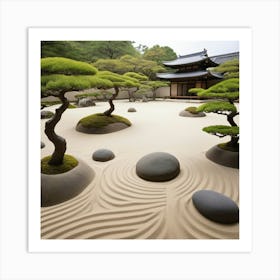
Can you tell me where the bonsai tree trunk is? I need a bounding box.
[128,90,135,102]
[227,136,239,148]
[226,111,239,149]
[152,89,156,101]
[45,92,69,165]
[103,87,119,116]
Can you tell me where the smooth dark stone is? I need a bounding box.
[41,141,45,149]
[206,144,239,169]
[136,152,180,182]
[41,160,94,207]
[92,149,115,162]
[192,190,239,224]
[128,108,137,112]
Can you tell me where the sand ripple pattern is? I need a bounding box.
[41,154,239,239]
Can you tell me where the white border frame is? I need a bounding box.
[28,27,252,253]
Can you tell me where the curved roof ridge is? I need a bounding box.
[178,49,207,58]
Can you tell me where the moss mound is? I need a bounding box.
[185,106,199,114]
[78,113,131,128]
[76,113,132,134]
[41,154,78,175]
[218,142,239,152]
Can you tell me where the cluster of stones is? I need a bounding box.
[135,151,238,224]
[77,97,96,107]
[41,111,54,119]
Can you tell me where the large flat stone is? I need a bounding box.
[206,144,239,169]
[192,190,239,224]
[41,159,94,207]
[76,122,130,134]
[136,152,180,182]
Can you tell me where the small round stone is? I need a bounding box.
[192,190,239,224]
[127,107,137,112]
[41,141,45,149]
[92,149,115,162]
[136,152,180,182]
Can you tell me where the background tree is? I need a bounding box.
[123,72,148,101]
[142,80,170,100]
[41,57,112,165]
[41,41,138,63]
[119,55,167,80]
[143,45,177,64]
[196,59,239,151]
[93,58,131,74]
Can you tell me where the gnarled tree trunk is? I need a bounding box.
[103,87,119,116]
[227,110,239,148]
[45,92,69,165]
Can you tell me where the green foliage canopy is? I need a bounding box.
[41,41,139,62]
[202,125,239,137]
[197,101,237,114]
[41,57,113,96]
[96,71,140,89]
[210,58,239,79]
[41,57,97,75]
[197,78,239,101]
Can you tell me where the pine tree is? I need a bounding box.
[41,57,112,165]
[196,59,239,151]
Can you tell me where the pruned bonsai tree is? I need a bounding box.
[194,59,240,168]
[134,80,169,101]
[123,72,148,102]
[41,57,111,168]
[97,71,140,116]
[41,57,114,206]
[76,71,140,134]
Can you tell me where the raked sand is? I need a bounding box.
[41,100,239,239]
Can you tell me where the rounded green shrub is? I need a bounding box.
[185,106,199,114]
[41,154,78,174]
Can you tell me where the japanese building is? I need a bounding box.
[156,49,239,98]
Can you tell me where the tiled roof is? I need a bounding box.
[162,50,239,67]
[156,70,223,80]
[163,50,208,67]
